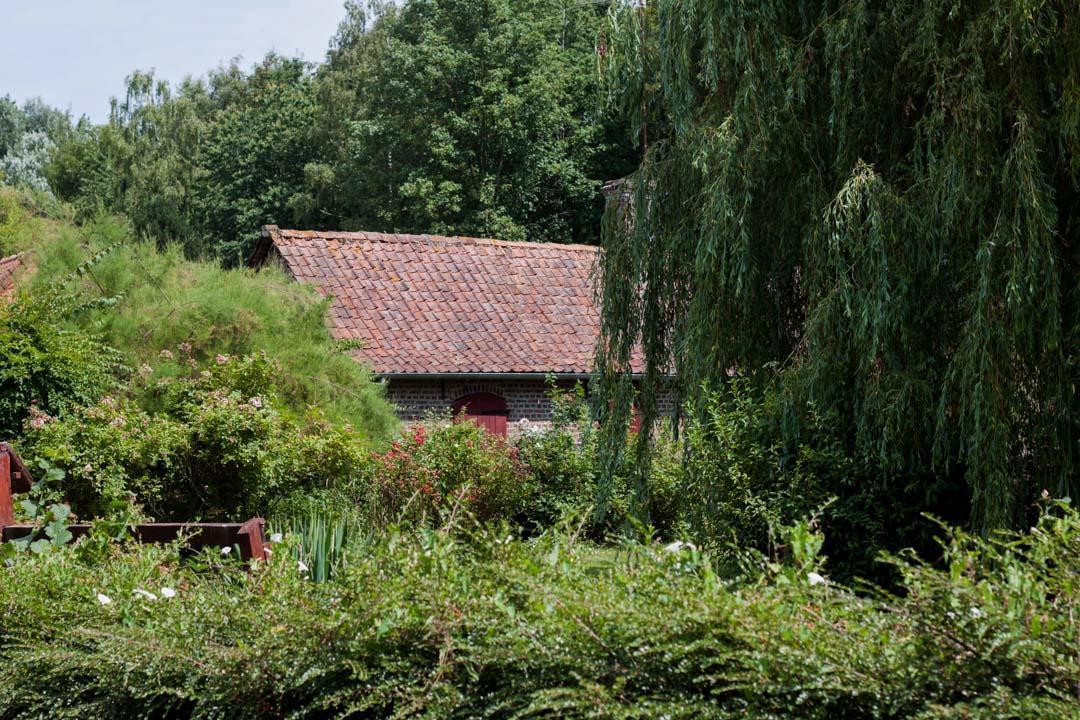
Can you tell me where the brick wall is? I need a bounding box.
[384,376,677,436]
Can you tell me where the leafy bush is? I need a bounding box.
[678,379,965,583]
[0,288,114,440]
[0,130,54,194]
[0,502,1076,719]
[23,353,372,521]
[363,420,534,528]
[515,381,683,539]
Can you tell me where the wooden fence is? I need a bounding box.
[0,442,268,562]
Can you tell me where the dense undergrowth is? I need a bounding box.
[0,502,1076,719]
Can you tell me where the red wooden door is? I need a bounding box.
[452,393,509,437]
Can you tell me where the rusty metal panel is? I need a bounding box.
[0,450,11,528]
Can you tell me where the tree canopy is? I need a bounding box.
[38,0,634,262]
[597,0,1080,532]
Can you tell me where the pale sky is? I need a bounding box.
[1,0,350,122]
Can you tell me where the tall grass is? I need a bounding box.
[4,192,396,440]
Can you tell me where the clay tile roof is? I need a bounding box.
[0,253,27,300]
[254,226,639,376]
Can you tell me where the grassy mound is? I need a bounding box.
[0,188,396,440]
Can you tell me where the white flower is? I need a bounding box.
[298,560,309,574]
[132,589,158,601]
[160,587,176,599]
[220,545,232,556]
[159,349,174,360]
[970,607,983,618]
[96,593,112,605]
[249,396,263,408]
[269,532,283,543]
[807,572,827,586]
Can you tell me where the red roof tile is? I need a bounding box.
[0,253,27,300]
[253,227,622,376]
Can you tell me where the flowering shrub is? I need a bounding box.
[365,420,533,527]
[25,353,369,521]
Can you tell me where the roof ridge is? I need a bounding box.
[267,226,599,254]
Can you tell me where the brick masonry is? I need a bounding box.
[384,376,677,437]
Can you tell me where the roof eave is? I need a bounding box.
[375,371,666,381]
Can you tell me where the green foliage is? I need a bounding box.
[22,210,396,435]
[45,1,635,258]
[272,508,363,583]
[1,461,75,560]
[193,57,328,265]
[23,353,373,521]
[46,60,327,262]
[0,288,114,440]
[320,0,634,245]
[0,503,1076,718]
[678,379,969,583]
[515,380,682,539]
[596,0,1080,533]
[0,95,74,194]
[363,420,534,527]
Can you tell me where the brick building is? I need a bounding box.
[250,226,673,435]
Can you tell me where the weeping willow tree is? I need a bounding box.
[595,0,1080,532]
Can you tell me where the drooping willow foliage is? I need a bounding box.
[595,0,1080,532]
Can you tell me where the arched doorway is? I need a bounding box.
[452,392,508,437]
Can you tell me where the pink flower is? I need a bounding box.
[159,349,174,360]
[214,354,229,364]
[27,407,53,429]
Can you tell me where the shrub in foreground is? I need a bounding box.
[0,503,1075,719]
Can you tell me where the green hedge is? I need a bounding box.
[0,504,1076,719]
